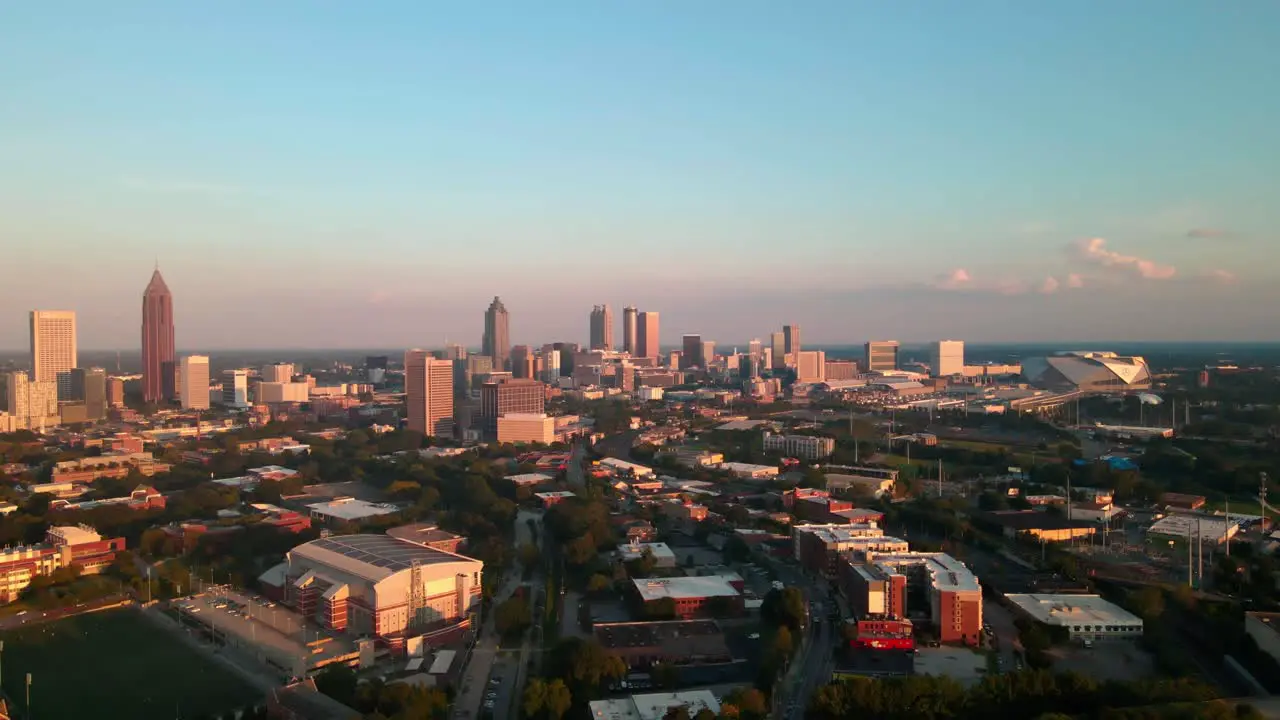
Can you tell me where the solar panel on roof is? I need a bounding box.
[309,535,459,571]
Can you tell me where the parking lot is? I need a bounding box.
[1049,639,1154,682]
[914,646,986,686]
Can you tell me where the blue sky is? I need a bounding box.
[2,1,1276,349]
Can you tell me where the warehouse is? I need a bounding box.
[265,534,482,648]
[1005,594,1143,638]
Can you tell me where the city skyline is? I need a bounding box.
[3,3,1278,348]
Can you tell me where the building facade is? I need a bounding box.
[405,351,455,438]
[0,371,58,431]
[590,304,614,351]
[140,270,175,403]
[178,355,211,410]
[30,310,77,393]
[637,311,660,359]
[931,340,965,377]
[0,525,125,603]
[482,296,510,371]
[795,350,826,383]
[681,335,703,369]
[783,324,801,357]
[865,341,900,373]
[221,369,250,407]
[480,378,545,436]
[623,306,638,354]
[763,432,835,459]
[770,332,785,370]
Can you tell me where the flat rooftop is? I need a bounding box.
[617,542,676,561]
[594,619,725,649]
[632,575,740,602]
[292,535,475,582]
[588,691,721,720]
[504,472,554,485]
[305,497,400,521]
[795,524,884,544]
[385,523,463,547]
[1005,593,1143,628]
[868,552,981,593]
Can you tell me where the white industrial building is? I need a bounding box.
[1005,594,1144,638]
[589,691,721,720]
[266,534,482,647]
[1147,514,1240,544]
[931,340,965,377]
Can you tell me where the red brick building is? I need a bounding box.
[842,552,983,646]
[847,617,915,651]
[0,525,125,603]
[632,576,744,619]
[793,524,906,579]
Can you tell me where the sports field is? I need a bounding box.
[0,608,261,719]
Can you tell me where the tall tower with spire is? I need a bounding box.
[482,296,510,371]
[141,268,175,404]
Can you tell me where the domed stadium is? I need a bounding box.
[1021,351,1152,392]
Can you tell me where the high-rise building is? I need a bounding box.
[540,347,561,383]
[931,340,965,378]
[623,306,638,355]
[30,310,77,398]
[482,296,510,371]
[770,332,786,370]
[590,305,614,351]
[637,311,660,359]
[748,338,763,366]
[443,344,467,361]
[784,325,801,356]
[67,368,107,421]
[221,369,250,408]
[702,341,716,366]
[160,360,178,401]
[405,350,454,437]
[0,371,58,431]
[179,356,211,410]
[107,377,125,408]
[464,355,494,395]
[480,377,546,436]
[511,345,535,379]
[796,350,826,384]
[141,270,175,404]
[681,335,703,369]
[262,363,294,383]
[738,354,760,379]
[865,341,901,373]
[825,359,859,380]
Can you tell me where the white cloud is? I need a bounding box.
[1039,277,1061,295]
[1066,273,1085,289]
[1208,269,1237,284]
[1075,238,1177,280]
[933,268,972,290]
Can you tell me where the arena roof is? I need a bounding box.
[291,535,475,583]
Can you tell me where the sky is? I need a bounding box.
[2,1,1277,349]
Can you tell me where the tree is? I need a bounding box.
[523,678,548,718]
[1130,586,1165,621]
[721,687,768,720]
[544,679,572,720]
[313,663,358,708]
[548,638,627,696]
[761,587,806,632]
[495,595,533,638]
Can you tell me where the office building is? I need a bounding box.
[792,524,900,579]
[702,341,715,366]
[770,332,785,370]
[262,363,294,383]
[405,350,454,437]
[497,413,556,444]
[140,269,175,403]
[623,305,638,354]
[825,359,859,381]
[258,381,309,404]
[636,311,660,359]
[480,377,545,436]
[748,338,763,364]
[221,369,250,408]
[738,354,760,379]
[160,360,178,402]
[796,350,826,383]
[365,355,389,384]
[842,552,982,646]
[0,371,58,431]
[511,345,535,379]
[931,341,965,378]
[539,347,561,383]
[107,377,125,408]
[267,534,482,643]
[482,296,510,371]
[66,368,107,421]
[865,341,900,373]
[30,310,77,398]
[763,432,835,460]
[177,356,210,410]
[784,324,801,356]
[681,335,703,369]
[590,304,614,351]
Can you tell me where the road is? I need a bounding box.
[454,531,531,719]
[763,555,834,719]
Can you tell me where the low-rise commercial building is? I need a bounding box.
[793,524,902,579]
[305,498,401,524]
[496,412,556,444]
[714,462,778,479]
[617,541,677,568]
[762,432,834,460]
[588,691,720,720]
[535,491,577,508]
[1005,594,1143,638]
[974,510,1097,543]
[594,620,731,669]
[49,451,171,484]
[631,576,744,619]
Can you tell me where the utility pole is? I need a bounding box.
[1226,497,1231,558]
[1197,516,1203,587]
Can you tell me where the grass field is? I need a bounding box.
[0,608,261,719]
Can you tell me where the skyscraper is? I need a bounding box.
[784,325,801,357]
[179,355,211,410]
[623,306,638,354]
[589,305,614,351]
[405,350,454,437]
[262,363,294,383]
[68,367,107,421]
[770,331,786,370]
[221,369,250,407]
[482,297,510,371]
[30,310,77,398]
[141,269,175,404]
[637,311,660,359]
[681,335,703,369]
[511,345,535,379]
[748,338,763,366]
[931,340,965,377]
